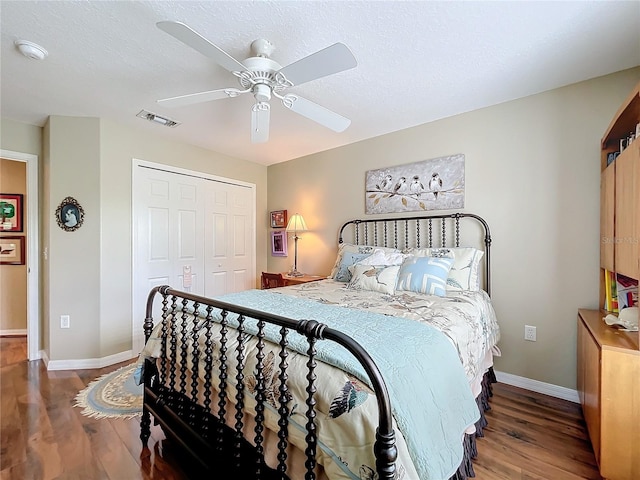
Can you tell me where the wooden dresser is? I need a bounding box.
[577,310,639,479]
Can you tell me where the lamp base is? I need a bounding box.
[288,270,304,277]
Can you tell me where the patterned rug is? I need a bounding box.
[74,363,142,419]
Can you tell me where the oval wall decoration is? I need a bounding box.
[55,196,84,232]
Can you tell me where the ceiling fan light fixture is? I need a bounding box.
[15,40,48,60]
[253,84,272,102]
[136,109,180,128]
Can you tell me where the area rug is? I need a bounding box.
[74,363,142,419]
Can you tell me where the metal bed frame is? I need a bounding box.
[140,212,494,479]
[338,212,492,296]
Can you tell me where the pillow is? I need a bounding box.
[329,243,401,279]
[347,264,400,295]
[334,252,371,282]
[356,248,407,266]
[396,256,454,296]
[406,247,484,291]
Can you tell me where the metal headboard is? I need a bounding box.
[338,213,492,296]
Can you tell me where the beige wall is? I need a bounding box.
[46,117,101,360]
[2,116,268,362]
[267,67,640,390]
[40,116,268,361]
[98,119,268,358]
[0,159,27,331]
[0,119,42,156]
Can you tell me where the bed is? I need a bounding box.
[138,212,500,480]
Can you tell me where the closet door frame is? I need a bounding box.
[132,159,256,353]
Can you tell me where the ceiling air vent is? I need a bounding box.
[136,110,180,128]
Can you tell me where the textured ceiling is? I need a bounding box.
[1,1,639,166]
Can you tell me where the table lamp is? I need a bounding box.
[286,213,308,277]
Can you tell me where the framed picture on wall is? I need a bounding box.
[0,193,24,232]
[55,196,85,232]
[271,230,288,257]
[0,236,25,265]
[270,210,287,228]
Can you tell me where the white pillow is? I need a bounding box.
[406,247,484,291]
[356,248,408,266]
[329,243,401,279]
[346,264,400,295]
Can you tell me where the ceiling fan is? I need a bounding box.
[156,21,358,143]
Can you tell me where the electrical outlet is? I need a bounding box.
[524,325,536,342]
[60,315,70,329]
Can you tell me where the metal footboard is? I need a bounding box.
[140,285,397,479]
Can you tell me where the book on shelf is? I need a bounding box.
[611,271,619,313]
[603,270,611,312]
[603,269,620,312]
[616,273,638,310]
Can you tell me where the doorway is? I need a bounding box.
[0,149,39,360]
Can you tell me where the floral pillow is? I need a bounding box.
[329,243,401,279]
[396,256,454,296]
[334,252,371,282]
[346,264,401,295]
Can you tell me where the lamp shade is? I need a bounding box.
[286,213,308,233]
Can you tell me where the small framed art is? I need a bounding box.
[270,210,287,228]
[0,193,24,232]
[271,230,288,257]
[0,236,25,265]
[55,196,84,232]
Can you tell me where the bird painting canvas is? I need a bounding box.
[365,154,465,214]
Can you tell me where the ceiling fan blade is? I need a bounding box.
[277,43,357,86]
[251,102,270,143]
[157,88,247,107]
[157,21,246,73]
[282,95,351,132]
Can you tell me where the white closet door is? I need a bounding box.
[203,181,254,296]
[132,162,255,353]
[133,166,204,352]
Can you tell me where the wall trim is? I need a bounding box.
[495,370,580,404]
[0,329,27,336]
[44,350,135,371]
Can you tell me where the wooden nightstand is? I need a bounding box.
[282,274,324,286]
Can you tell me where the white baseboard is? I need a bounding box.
[45,350,135,371]
[0,329,27,336]
[495,370,580,404]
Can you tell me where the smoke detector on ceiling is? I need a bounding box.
[15,40,48,60]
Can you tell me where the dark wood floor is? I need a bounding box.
[1,336,601,479]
